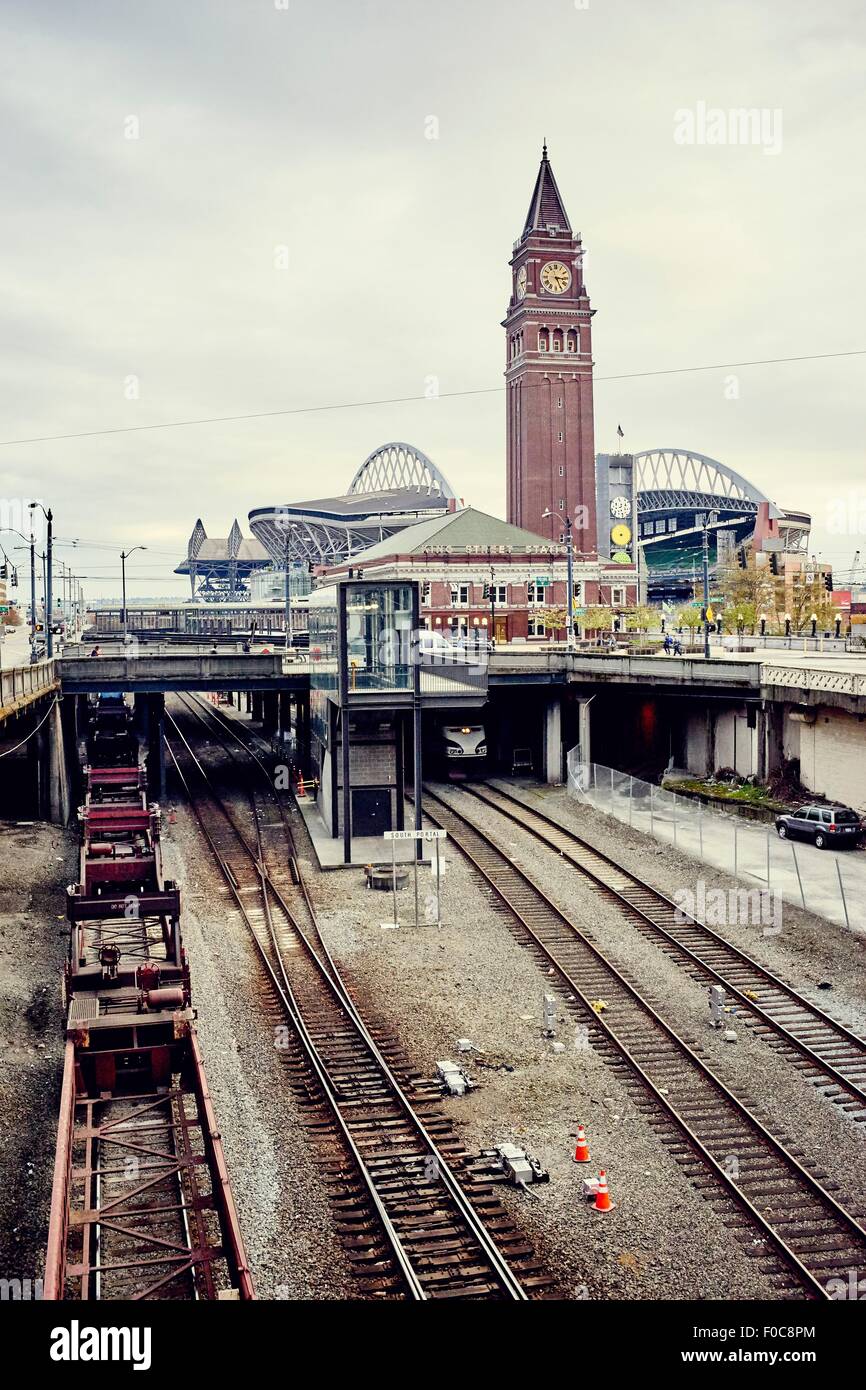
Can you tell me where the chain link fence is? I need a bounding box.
[566,750,863,933]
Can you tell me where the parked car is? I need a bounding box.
[775,804,864,849]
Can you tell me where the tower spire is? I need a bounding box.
[521,142,571,240]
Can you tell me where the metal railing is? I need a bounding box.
[567,752,863,934]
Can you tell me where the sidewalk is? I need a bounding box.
[569,759,865,933]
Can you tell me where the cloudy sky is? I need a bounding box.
[1,0,864,598]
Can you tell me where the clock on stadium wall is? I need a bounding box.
[610,495,632,519]
[611,523,632,547]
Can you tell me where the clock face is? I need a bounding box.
[611,523,632,547]
[540,260,571,294]
[515,266,527,299]
[610,495,632,519]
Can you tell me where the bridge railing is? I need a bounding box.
[567,752,862,935]
[0,659,57,714]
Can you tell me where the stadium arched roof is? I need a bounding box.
[634,447,772,516]
[249,442,457,567]
[348,442,457,499]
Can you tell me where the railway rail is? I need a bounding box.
[462,780,866,1123]
[422,781,866,1300]
[164,695,550,1301]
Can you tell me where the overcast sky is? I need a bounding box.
[1,0,864,598]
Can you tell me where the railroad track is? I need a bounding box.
[460,780,866,1124]
[422,781,866,1300]
[163,697,551,1301]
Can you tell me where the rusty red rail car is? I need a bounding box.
[44,694,253,1301]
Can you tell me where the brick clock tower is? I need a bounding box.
[504,145,598,554]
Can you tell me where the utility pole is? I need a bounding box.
[120,546,147,642]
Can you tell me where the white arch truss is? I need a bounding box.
[633,448,770,506]
[349,442,457,499]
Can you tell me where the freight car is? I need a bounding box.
[44,710,253,1301]
[85,692,139,767]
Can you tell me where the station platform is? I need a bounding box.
[294,792,435,870]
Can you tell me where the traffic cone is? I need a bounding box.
[594,1170,614,1212]
[297,773,305,797]
[573,1125,590,1163]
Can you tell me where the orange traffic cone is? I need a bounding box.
[594,1170,614,1212]
[573,1125,590,1163]
[297,773,306,797]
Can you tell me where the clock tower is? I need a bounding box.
[504,145,598,553]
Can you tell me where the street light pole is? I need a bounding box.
[29,531,37,659]
[542,507,575,650]
[46,508,53,657]
[284,533,293,652]
[701,513,713,661]
[29,503,53,656]
[565,515,575,649]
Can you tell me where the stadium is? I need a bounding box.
[633,448,811,602]
[248,442,459,568]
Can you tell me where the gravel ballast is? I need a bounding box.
[444,783,866,1213]
[298,817,784,1300]
[0,819,73,1296]
[161,800,357,1300]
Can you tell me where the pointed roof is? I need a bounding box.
[522,142,572,240]
[337,507,565,566]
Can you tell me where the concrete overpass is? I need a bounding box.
[57,650,304,694]
[5,642,866,824]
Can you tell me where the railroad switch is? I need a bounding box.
[436,1060,474,1096]
[490,1142,549,1187]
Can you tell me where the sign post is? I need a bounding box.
[382,828,447,928]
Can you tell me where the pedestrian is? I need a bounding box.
[89,645,100,657]
[663,633,672,654]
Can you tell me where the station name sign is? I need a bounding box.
[385,829,447,841]
[425,544,564,556]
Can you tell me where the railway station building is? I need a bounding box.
[320,507,639,643]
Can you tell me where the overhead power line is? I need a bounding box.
[0,349,862,449]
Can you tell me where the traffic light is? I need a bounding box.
[737,547,747,569]
[769,553,779,576]
[824,572,833,593]
[482,583,491,600]
[0,563,7,580]
[421,581,431,603]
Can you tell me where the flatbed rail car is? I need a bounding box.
[45,722,253,1301]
